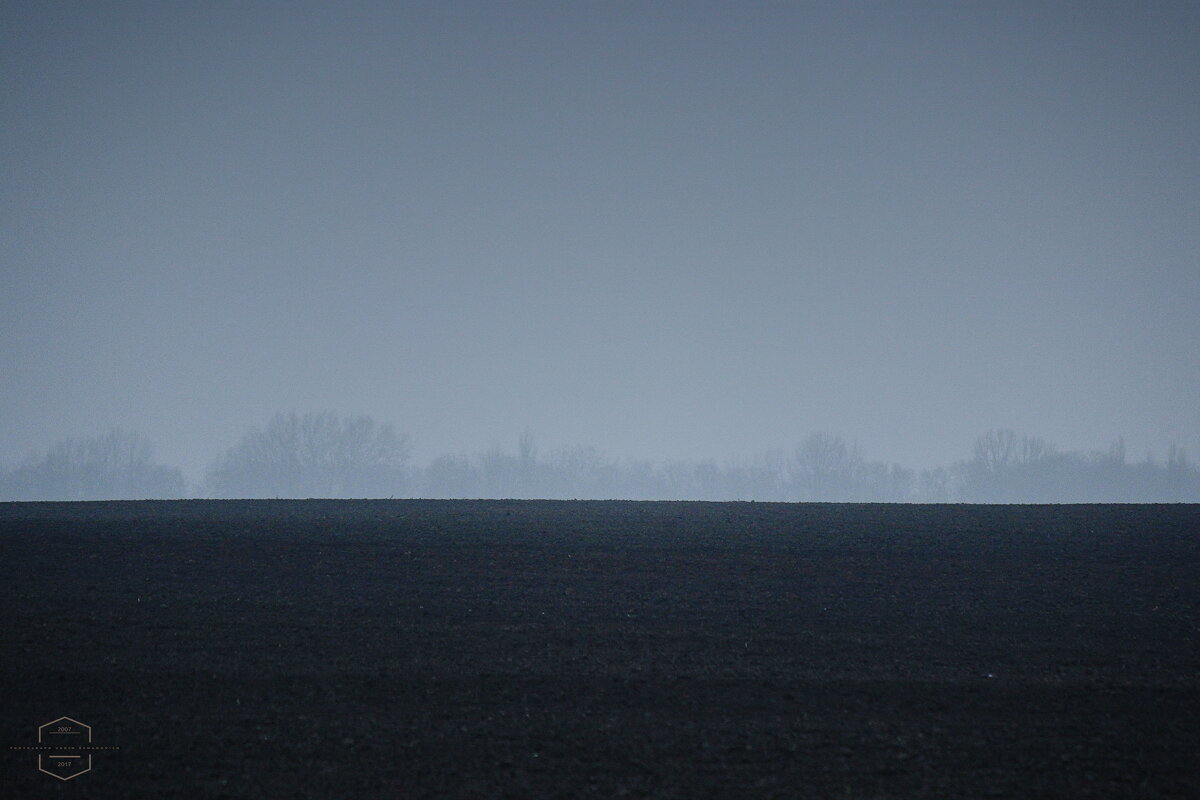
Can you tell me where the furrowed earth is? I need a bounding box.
[1,500,1197,798]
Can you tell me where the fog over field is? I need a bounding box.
[3,2,1198,500]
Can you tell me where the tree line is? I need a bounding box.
[2,412,1198,502]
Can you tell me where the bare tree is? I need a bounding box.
[972,429,1020,473]
[2,428,185,500]
[790,433,862,500]
[207,411,410,497]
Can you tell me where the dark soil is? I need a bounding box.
[1,500,1198,798]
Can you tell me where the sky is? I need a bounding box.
[2,1,1198,484]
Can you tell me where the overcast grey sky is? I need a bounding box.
[3,1,1198,482]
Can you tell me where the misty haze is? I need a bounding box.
[2,417,1198,502]
[3,3,1199,799]
[2,1,1197,501]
